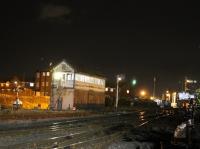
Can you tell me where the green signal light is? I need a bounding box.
[132,79,137,86]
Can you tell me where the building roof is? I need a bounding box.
[36,59,106,80]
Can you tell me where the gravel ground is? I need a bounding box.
[107,112,187,149]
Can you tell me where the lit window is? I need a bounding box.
[1,83,4,87]
[41,82,44,86]
[6,83,9,87]
[67,74,72,80]
[85,76,89,82]
[30,83,34,87]
[81,75,85,82]
[37,73,40,78]
[36,82,39,88]
[46,72,50,76]
[54,72,62,80]
[46,82,49,87]
[43,72,46,76]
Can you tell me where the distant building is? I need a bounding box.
[35,71,51,96]
[35,60,106,110]
[0,80,35,94]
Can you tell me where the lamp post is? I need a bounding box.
[153,77,156,99]
[14,81,19,99]
[115,75,122,109]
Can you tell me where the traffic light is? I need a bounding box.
[132,79,137,86]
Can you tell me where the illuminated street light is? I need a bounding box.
[140,90,146,97]
[14,81,18,85]
[118,77,122,81]
[186,79,197,83]
[105,88,109,92]
[127,90,130,94]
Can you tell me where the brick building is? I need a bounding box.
[35,60,106,110]
[35,71,51,96]
[0,80,35,96]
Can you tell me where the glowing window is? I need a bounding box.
[37,73,40,78]
[36,82,39,88]
[67,74,72,80]
[46,72,50,76]
[30,83,34,87]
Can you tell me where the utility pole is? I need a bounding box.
[153,77,156,99]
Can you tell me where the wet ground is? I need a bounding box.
[0,108,196,149]
[108,109,200,149]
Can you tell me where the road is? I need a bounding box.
[0,109,174,149]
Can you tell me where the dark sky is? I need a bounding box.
[1,1,200,96]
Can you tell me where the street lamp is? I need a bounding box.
[118,77,122,81]
[115,75,124,109]
[127,90,130,94]
[140,90,146,97]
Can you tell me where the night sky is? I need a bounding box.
[1,1,200,96]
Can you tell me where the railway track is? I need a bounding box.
[54,110,174,149]
[0,109,174,149]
